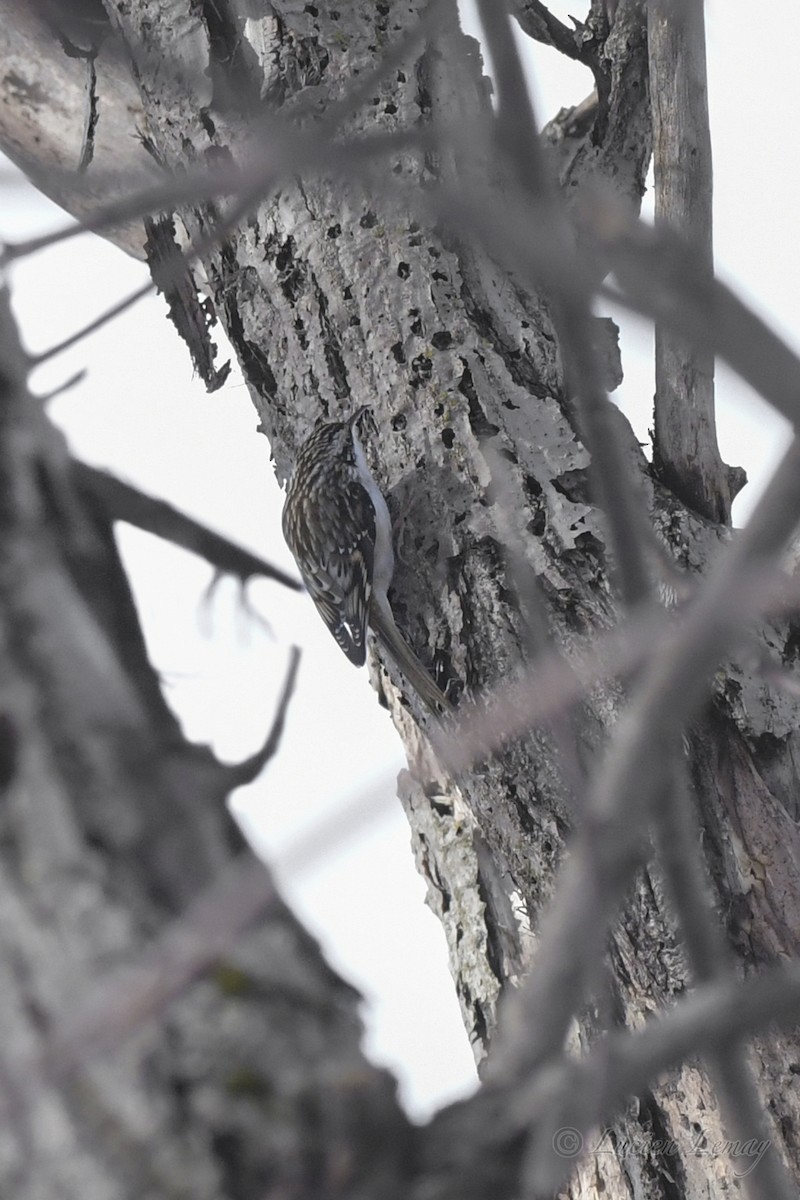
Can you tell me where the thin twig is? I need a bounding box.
[1,0,449,273]
[37,368,87,402]
[1,122,436,268]
[73,461,302,590]
[11,122,442,369]
[224,646,301,787]
[31,280,155,367]
[0,161,243,265]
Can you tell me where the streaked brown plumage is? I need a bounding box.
[282,408,452,717]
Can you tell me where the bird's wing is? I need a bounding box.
[305,479,375,666]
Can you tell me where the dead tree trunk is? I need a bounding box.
[1,1,800,1198]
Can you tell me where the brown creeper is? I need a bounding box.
[282,407,453,716]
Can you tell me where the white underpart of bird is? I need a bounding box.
[350,415,453,717]
[350,416,394,608]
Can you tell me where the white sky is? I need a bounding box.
[2,0,797,1118]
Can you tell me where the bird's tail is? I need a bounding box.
[370,601,454,719]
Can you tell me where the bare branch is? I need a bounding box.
[0,158,239,265]
[597,209,800,432]
[1,120,442,269]
[1,0,449,271]
[434,600,667,769]
[523,962,800,1194]
[434,557,800,774]
[31,279,154,367]
[652,768,793,1200]
[475,0,651,606]
[649,0,731,523]
[488,435,800,1088]
[223,645,301,788]
[510,0,585,60]
[73,461,302,590]
[36,367,87,401]
[437,173,800,441]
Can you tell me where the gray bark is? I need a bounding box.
[0,0,156,255]
[648,0,733,523]
[0,285,410,1199]
[1,1,800,1198]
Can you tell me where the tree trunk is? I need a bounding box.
[1,1,800,1198]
